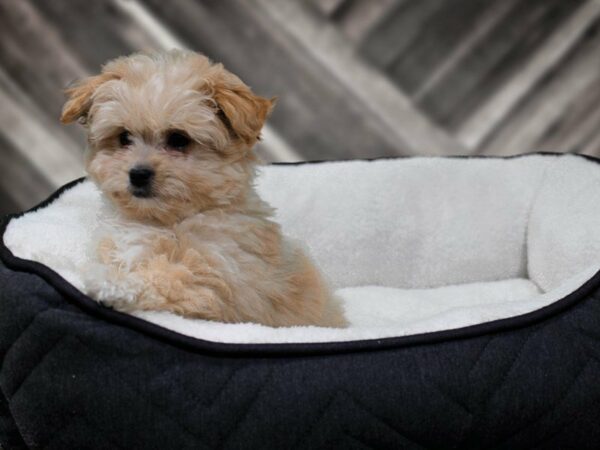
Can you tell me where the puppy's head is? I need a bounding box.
[61,50,274,225]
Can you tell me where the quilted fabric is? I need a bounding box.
[1,259,600,449]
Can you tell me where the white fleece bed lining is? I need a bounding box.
[5,155,600,344]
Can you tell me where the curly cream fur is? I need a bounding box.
[61,50,346,328]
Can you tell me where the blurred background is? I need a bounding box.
[1,0,600,215]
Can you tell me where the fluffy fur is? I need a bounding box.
[61,50,346,328]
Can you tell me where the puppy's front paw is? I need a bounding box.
[82,262,145,308]
[133,253,228,321]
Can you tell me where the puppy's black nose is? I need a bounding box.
[129,166,155,188]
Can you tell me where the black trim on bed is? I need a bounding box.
[1,152,599,357]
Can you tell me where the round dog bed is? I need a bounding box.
[1,153,600,449]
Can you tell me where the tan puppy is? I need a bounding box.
[61,50,346,328]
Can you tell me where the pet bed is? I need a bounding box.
[1,153,600,449]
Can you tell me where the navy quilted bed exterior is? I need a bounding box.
[1,260,600,450]
[2,159,600,449]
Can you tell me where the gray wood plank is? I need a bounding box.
[0,188,20,216]
[252,0,466,155]
[308,0,349,17]
[359,0,444,70]
[555,104,600,156]
[29,0,155,70]
[536,61,600,154]
[332,0,400,43]
[0,64,84,185]
[418,0,582,130]
[0,64,82,160]
[387,0,493,95]
[0,132,54,212]
[478,18,600,156]
[460,0,600,151]
[579,124,600,156]
[413,0,517,102]
[0,0,89,147]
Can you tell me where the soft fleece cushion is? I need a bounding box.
[4,154,600,343]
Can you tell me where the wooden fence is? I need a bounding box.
[1,0,600,214]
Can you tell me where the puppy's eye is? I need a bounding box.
[166,132,191,151]
[119,130,132,147]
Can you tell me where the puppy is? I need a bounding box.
[60,50,346,328]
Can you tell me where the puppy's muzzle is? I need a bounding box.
[129,166,155,198]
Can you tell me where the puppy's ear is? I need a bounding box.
[213,80,275,146]
[60,72,119,124]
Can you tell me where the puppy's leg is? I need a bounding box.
[132,249,233,321]
[84,237,146,308]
